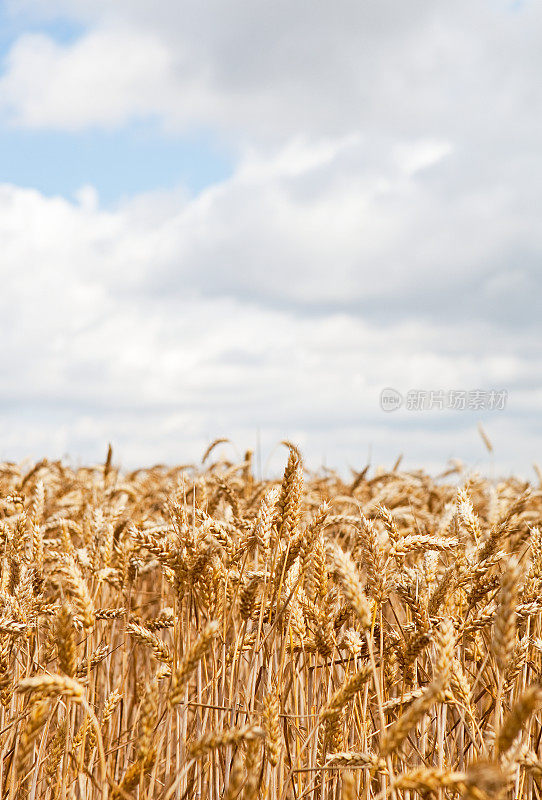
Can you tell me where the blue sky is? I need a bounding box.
[0,6,233,203]
[0,3,82,56]
[0,0,541,475]
[0,123,233,203]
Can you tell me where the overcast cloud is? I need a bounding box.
[0,0,540,475]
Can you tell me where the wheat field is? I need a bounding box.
[1,442,542,799]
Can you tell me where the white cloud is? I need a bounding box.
[74,184,99,211]
[2,0,542,145]
[0,27,176,129]
[1,135,541,472]
[1,0,541,472]
[5,130,537,323]
[392,140,453,177]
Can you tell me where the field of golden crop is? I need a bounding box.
[1,441,542,799]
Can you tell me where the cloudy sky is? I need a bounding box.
[1,0,541,476]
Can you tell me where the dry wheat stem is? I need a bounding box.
[0,445,540,799]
